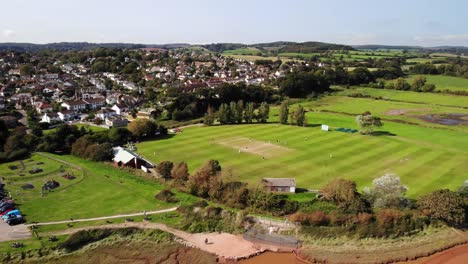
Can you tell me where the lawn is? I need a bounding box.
[2,153,197,223]
[404,74,468,92]
[137,119,468,197]
[43,123,108,135]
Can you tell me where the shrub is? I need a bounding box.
[309,211,329,226]
[155,189,179,203]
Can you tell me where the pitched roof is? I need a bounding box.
[112,146,139,164]
[262,178,296,187]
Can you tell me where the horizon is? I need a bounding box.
[1,0,468,46]
[0,40,468,48]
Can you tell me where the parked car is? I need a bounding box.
[0,203,14,213]
[0,199,13,208]
[4,214,24,226]
[2,209,20,220]
[0,208,14,216]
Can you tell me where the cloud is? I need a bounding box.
[3,29,16,38]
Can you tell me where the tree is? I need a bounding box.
[418,189,465,225]
[171,162,190,181]
[204,105,216,126]
[257,102,269,123]
[411,75,427,91]
[230,101,239,124]
[421,83,436,92]
[279,101,289,125]
[279,71,330,97]
[20,64,34,76]
[235,100,244,124]
[188,160,222,198]
[108,127,132,145]
[321,178,369,213]
[217,103,231,125]
[394,78,410,91]
[0,120,9,151]
[364,174,408,209]
[128,119,157,138]
[156,161,174,180]
[356,111,383,135]
[290,105,306,126]
[244,102,255,124]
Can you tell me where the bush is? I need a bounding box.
[155,189,179,203]
[58,228,140,252]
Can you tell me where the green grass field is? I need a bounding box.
[337,87,468,108]
[304,95,468,132]
[222,47,264,55]
[137,119,468,198]
[2,153,197,223]
[404,74,468,92]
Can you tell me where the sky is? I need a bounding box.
[1,0,468,46]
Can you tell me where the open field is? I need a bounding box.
[224,54,301,63]
[302,95,468,132]
[222,47,264,55]
[43,123,108,135]
[337,87,468,108]
[1,153,197,223]
[404,74,468,92]
[137,117,468,197]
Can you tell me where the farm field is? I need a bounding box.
[137,118,468,197]
[222,47,263,55]
[223,54,301,63]
[337,87,468,108]
[302,96,468,132]
[404,74,468,92]
[1,153,196,223]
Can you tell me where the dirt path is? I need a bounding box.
[25,207,178,227]
[406,243,468,264]
[35,152,83,170]
[47,222,283,260]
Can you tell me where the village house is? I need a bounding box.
[112,146,154,171]
[61,100,87,111]
[105,116,128,127]
[58,110,75,121]
[41,112,61,123]
[111,104,128,115]
[84,97,106,110]
[35,102,53,113]
[262,178,296,193]
[96,108,116,120]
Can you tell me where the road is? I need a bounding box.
[25,207,178,227]
[0,222,31,242]
[48,222,282,260]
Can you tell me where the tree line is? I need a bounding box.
[204,101,270,125]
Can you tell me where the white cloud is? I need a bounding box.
[3,29,16,38]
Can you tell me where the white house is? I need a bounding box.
[84,97,106,110]
[96,108,116,120]
[41,112,61,123]
[111,104,128,115]
[105,116,128,127]
[61,100,87,111]
[58,110,75,121]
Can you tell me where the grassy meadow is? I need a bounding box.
[137,113,468,198]
[2,153,197,223]
[404,74,468,92]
